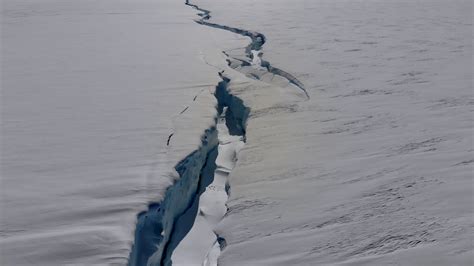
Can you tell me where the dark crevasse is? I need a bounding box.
[161,76,249,266]
[160,148,219,266]
[128,128,218,266]
[186,0,309,99]
[128,75,249,266]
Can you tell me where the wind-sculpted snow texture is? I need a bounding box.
[1,0,228,265]
[192,0,473,265]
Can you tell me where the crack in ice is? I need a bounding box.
[128,73,249,266]
[186,0,310,100]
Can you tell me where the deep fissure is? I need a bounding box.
[186,0,310,99]
[128,74,249,266]
[167,76,249,265]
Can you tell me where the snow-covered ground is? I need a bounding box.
[192,0,473,265]
[1,0,472,265]
[1,0,241,264]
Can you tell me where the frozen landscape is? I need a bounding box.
[1,0,472,265]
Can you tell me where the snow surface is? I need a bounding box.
[1,0,242,264]
[192,0,473,265]
[1,0,472,265]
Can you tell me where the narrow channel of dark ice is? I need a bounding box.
[186,0,310,99]
[128,72,249,266]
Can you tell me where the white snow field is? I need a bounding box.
[1,0,243,264]
[1,0,473,265]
